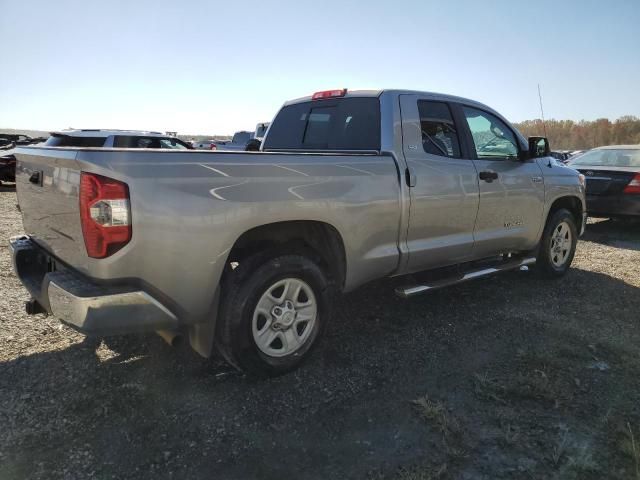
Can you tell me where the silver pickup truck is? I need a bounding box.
[10,89,586,376]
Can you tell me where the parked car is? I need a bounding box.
[216,130,254,151]
[192,139,219,150]
[43,129,192,149]
[10,88,585,376]
[550,150,573,164]
[568,145,640,218]
[0,148,17,184]
[0,134,47,184]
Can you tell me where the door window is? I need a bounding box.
[462,106,519,160]
[418,101,461,158]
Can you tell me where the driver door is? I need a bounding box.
[457,104,545,258]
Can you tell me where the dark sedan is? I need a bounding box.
[568,145,640,218]
[0,149,16,184]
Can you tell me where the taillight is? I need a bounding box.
[79,172,131,258]
[312,89,347,100]
[623,173,640,194]
[210,143,217,150]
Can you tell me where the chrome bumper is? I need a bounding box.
[9,235,178,335]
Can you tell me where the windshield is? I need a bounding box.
[569,148,640,167]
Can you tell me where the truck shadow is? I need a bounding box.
[1,266,639,479]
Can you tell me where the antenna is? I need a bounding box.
[537,84,548,138]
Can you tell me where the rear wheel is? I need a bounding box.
[536,209,578,277]
[216,251,333,377]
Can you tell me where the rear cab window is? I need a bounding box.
[263,97,381,151]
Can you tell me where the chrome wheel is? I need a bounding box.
[550,221,572,267]
[252,278,317,357]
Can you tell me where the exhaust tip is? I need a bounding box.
[156,329,182,347]
[25,299,47,315]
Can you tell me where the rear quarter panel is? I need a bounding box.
[62,149,402,323]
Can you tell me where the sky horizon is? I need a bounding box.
[1,0,639,136]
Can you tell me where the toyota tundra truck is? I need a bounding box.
[10,89,586,376]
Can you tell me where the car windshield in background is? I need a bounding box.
[44,135,105,147]
[569,148,640,167]
[263,97,381,151]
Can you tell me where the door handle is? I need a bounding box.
[479,170,498,182]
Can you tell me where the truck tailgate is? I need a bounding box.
[15,148,89,271]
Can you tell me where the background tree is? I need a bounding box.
[514,116,640,150]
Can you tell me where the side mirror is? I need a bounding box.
[528,136,550,158]
[245,138,261,151]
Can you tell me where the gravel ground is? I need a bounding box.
[1,185,639,480]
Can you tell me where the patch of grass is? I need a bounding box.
[473,372,507,404]
[411,396,460,438]
[393,463,447,480]
[411,395,466,464]
[551,425,571,467]
[619,423,640,480]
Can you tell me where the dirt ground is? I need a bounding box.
[1,185,639,480]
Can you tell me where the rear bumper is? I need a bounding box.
[9,235,178,336]
[586,194,640,218]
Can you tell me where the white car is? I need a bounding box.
[44,129,192,149]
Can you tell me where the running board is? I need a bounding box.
[395,257,536,298]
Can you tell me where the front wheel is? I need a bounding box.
[216,252,333,377]
[535,208,578,278]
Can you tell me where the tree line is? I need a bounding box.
[514,116,640,151]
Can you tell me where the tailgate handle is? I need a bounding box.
[29,171,42,185]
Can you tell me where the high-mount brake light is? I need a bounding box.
[311,89,347,101]
[79,172,131,258]
[623,173,640,194]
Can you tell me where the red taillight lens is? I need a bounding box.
[623,173,640,194]
[79,172,131,258]
[210,143,217,150]
[311,89,347,100]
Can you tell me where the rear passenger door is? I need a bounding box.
[399,95,480,273]
[457,105,545,257]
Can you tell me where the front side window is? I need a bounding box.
[418,100,461,158]
[463,106,519,160]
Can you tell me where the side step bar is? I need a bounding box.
[395,257,536,298]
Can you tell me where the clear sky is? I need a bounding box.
[1,0,638,135]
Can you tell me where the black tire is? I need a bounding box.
[216,250,333,377]
[535,208,578,278]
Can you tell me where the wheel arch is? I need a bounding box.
[546,195,584,233]
[225,220,347,291]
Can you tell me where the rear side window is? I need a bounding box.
[44,135,105,147]
[263,97,381,151]
[418,101,461,158]
[113,136,189,149]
